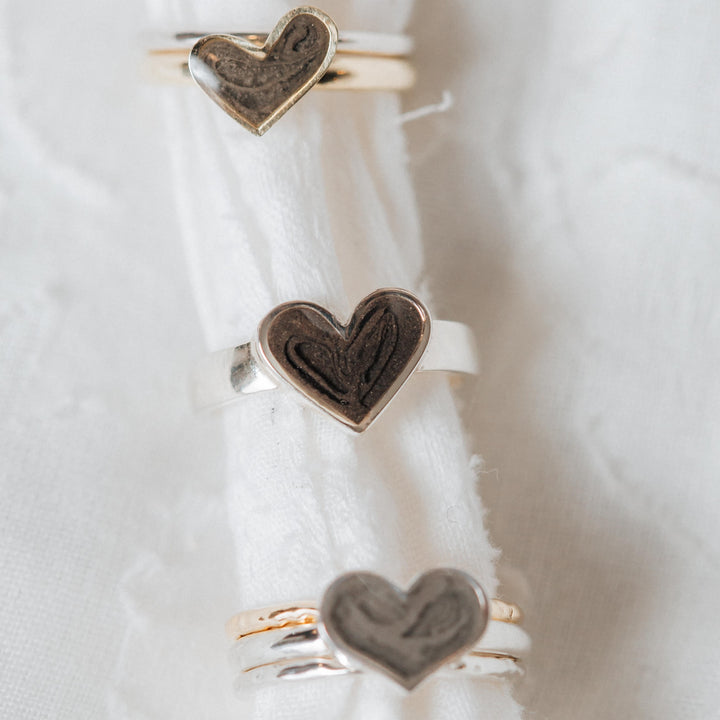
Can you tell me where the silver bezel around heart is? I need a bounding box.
[188,7,338,135]
[319,569,490,690]
[256,288,431,432]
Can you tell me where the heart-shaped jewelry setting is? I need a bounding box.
[320,569,490,690]
[257,289,430,432]
[189,7,338,135]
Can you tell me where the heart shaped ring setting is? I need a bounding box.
[191,288,479,432]
[226,569,528,691]
[146,6,416,135]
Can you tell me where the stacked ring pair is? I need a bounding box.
[229,570,529,691]
[147,6,414,134]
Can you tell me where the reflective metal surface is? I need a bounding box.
[227,571,528,691]
[319,569,489,690]
[145,30,413,56]
[230,619,528,669]
[234,653,523,689]
[226,597,521,639]
[257,288,431,432]
[188,7,338,135]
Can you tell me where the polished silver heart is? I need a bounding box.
[188,7,338,135]
[320,569,489,690]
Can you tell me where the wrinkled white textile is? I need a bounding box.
[2,0,720,719]
[115,0,517,717]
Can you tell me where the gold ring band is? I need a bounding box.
[145,49,415,91]
[226,598,523,641]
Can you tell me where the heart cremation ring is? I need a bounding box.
[145,6,416,135]
[191,288,479,432]
[226,569,528,691]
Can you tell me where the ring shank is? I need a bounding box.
[235,653,524,686]
[225,597,519,640]
[192,320,478,411]
[145,30,415,88]
[145,50,415,89]
[229,620,529,684]
[145,30,414,56]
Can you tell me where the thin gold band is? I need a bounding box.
[145,49,415,90]
[226,598,523,641]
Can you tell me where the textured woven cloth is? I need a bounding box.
[2,0,720,718]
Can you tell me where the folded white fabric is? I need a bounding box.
[6,0,720,717]
[110,0,524,718]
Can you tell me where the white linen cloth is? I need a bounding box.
[111,0,519,716]
[1,0,719,719]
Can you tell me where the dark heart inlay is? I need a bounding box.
[258,289,430,432]
[321,569,489,690]
[189,8,337,135]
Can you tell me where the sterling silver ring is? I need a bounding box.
[192,288,479,432]
[227,569,529,691]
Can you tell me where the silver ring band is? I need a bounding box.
[234,654,524,686]
[145,29,413,56]
[230,619,530,677]
[192,319,478,410]
[146,51,415,91]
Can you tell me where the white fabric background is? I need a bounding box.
[1,1,719,719]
